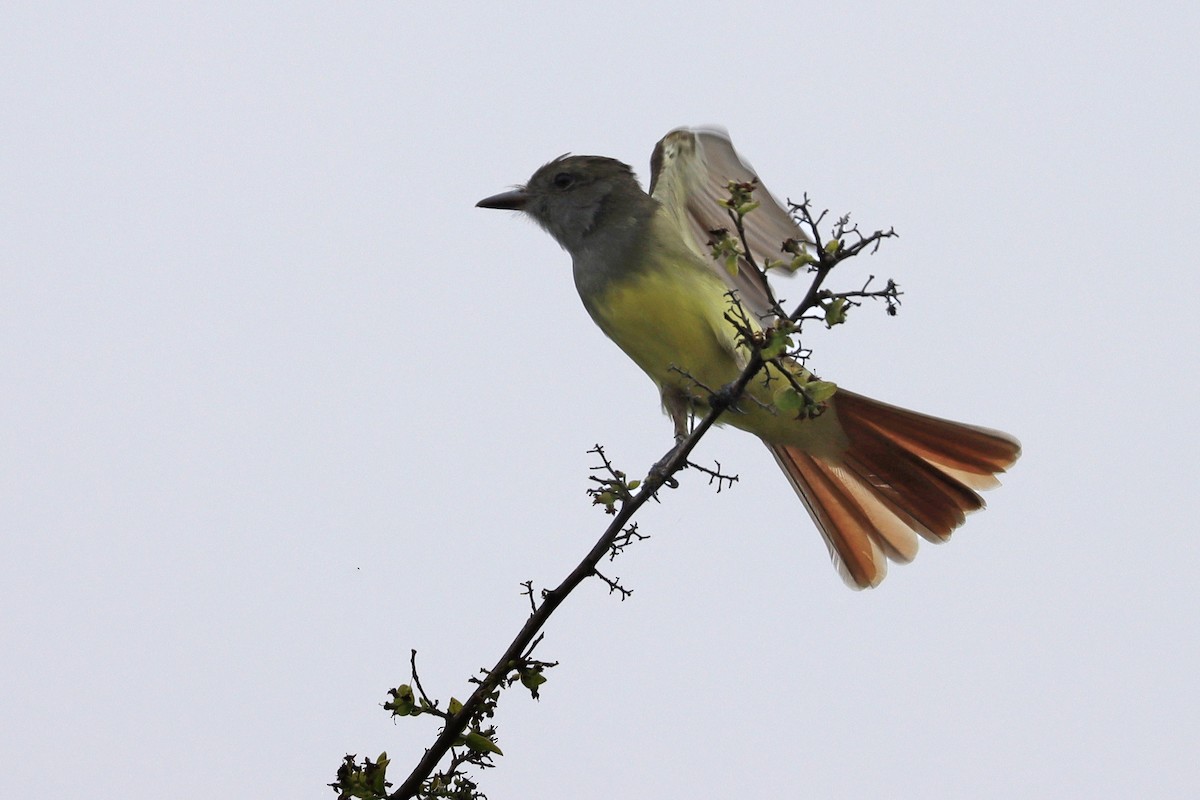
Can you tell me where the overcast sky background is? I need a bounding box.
[3,3,1197,798]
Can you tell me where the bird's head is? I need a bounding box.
[477,155,652,254]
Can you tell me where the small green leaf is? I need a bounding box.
[760,329,793,360]
[369,753,390,796]
[789,252,815,271]
[463,729,504,756]
[824,239,841,254]
[520,668,548,699]
[447,697,463,715]
[330,752,391,800]
[385,685,415,717]
[824,296,848,327]
[626,480,640,491]
[774,387,805,412]
[806,380,838,403]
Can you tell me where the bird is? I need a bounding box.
[477,127,1020,589]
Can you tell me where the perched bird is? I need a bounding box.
[477,127,1020,588]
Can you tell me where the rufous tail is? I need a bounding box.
[768,390,1021,589]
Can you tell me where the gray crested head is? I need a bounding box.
[479,155,659,257]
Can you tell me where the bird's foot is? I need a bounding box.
[648,438,686,489]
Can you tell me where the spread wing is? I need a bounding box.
[648,127,812,321]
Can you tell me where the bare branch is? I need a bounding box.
[684,459,739,493]
[592,568,633,600]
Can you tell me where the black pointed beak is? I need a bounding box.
[476,188,528,210]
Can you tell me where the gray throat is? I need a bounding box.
[569,191,660,312]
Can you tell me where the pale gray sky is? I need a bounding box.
[3,2,1197,798]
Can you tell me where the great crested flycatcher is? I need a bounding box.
[477,127,1020,588]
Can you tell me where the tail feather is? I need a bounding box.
[769,390,1021,589]
[838,433,980,541]
[837,390,1021,490]
[768,445,889,588]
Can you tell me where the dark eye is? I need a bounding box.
[552,172,574,189]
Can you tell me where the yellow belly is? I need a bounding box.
[587,242,848,455]
[591,265,743,396]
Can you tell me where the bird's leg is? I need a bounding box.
[648,389,695,488]
[664,389,693,442]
